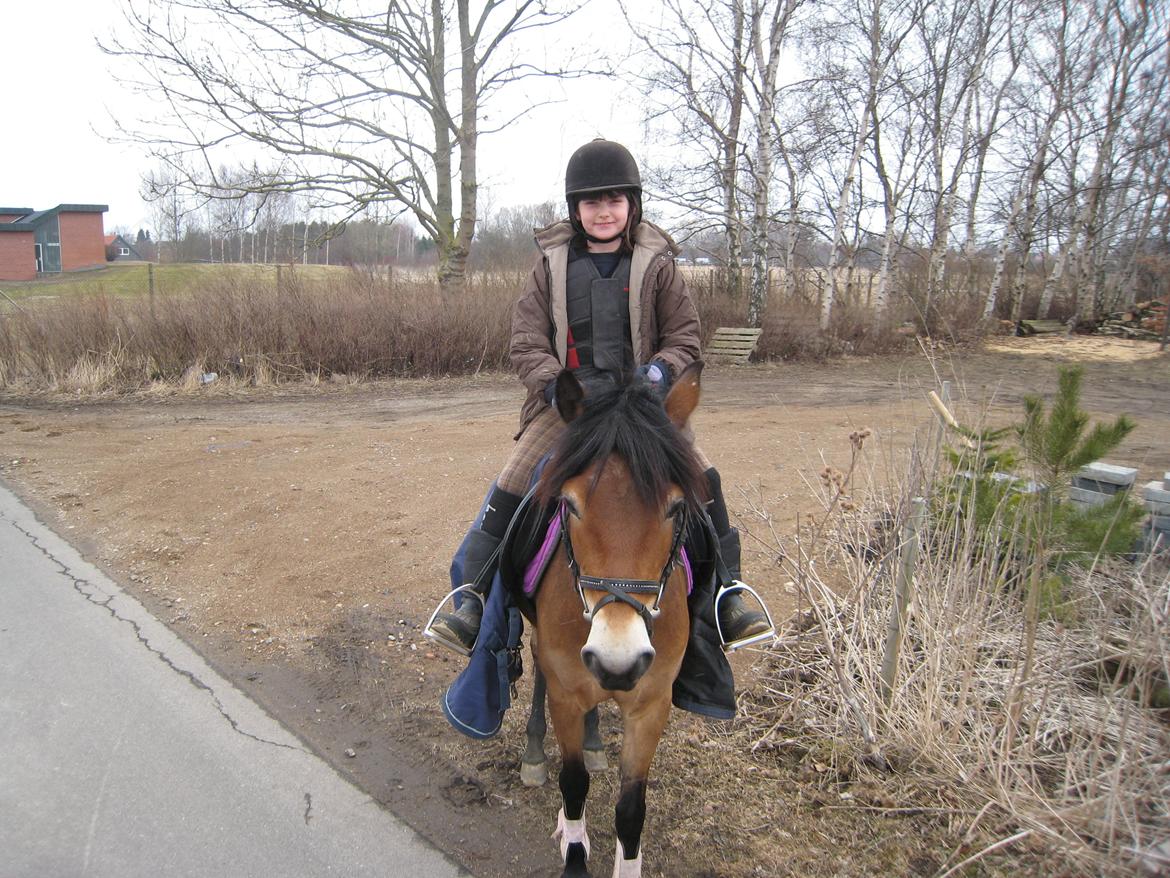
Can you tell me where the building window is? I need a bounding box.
[119,247,130,256]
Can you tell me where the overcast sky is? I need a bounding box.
[2,1,647,234]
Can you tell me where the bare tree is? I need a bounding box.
[623,0,752,298]
[912,0,1013,316]
[105,0,585,294]
[981,1,1093,320]
[626,0,805,326]
[815,0,923,330]
[744,0,803,326]
[142,162,195,263]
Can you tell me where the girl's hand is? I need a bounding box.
[636,361,671,396]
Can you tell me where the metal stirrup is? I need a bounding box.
[714,581,776,652]
[422,584,486,658]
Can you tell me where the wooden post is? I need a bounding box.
[276,264,283,297]
[880,496,926,705]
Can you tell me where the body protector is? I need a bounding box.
[565,249,634,382]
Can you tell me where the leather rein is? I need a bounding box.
[558,499,688,634]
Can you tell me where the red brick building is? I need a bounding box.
[0,204,108,281]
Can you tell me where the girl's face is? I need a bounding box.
[576,192,630,251]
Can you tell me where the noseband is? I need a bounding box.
[558,500,688,634]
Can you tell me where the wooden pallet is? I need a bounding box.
[704,326,762,364]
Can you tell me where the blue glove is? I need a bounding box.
[636,361,671,393]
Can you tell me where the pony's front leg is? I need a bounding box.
[548,690,593,878]
[612,697,672,878]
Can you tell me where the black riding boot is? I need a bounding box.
[706,468,771,645]
[430,486,522,654]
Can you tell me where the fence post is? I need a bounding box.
[276,264,283,297]
[880,496,926,705]
[148,263,156,317]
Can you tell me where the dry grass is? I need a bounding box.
[732,406,1170,875]
[1,264,981,393]
[0,268,514,393]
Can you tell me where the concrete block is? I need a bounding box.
[1163,472,1170,491]
[1072,476,1128,495]
[1069,485,1110,508]
[1143,481,1170,514]
[1076,462,1138,487]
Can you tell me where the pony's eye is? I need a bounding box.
[561,496,581,518]
[666,498,685,519]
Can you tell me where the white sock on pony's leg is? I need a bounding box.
[612,839,643,878]
[551,807,590,862]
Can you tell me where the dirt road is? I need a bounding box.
[2,336,1166,877]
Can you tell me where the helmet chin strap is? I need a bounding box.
[583,230,623,245]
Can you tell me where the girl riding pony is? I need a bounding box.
[428,138,773,677]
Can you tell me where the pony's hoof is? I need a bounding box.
[584,748,608,772]
[520,760,548,787]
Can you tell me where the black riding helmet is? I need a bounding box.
[565,138,643,247]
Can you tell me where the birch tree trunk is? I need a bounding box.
[747,0,801,327]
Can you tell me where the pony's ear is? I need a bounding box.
[664,360,703,428]
[555,369,585,422]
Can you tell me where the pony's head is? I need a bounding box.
[537,363,706,691]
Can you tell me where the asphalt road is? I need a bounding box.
[0,483,469,878]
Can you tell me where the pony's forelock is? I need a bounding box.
[537,378,706,514]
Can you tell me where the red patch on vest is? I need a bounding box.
[566,328,580,369]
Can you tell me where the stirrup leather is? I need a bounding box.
[423,584,486,657]
[714,581,776,651]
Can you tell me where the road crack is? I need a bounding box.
[3,511,304,754]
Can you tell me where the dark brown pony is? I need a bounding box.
[524,363,707,878]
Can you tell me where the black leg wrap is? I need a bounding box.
[559,757,590,820]
[615,778,647,861]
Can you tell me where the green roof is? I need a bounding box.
[0,203,109,232]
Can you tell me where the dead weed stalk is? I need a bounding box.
[737,403,1169,876]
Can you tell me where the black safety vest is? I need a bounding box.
[565,251,634,383]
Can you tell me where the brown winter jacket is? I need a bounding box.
[510,219,701,435]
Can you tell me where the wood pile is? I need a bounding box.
[1095,298,1167,340]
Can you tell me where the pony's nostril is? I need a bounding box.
[582,647,600,674]
[632,649,654,678]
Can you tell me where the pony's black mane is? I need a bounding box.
[537,377,707,514]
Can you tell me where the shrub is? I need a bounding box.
[0,263,988,393]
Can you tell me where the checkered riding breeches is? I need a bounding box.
[496,405,711,496]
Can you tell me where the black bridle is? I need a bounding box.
[558,499,688,634]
